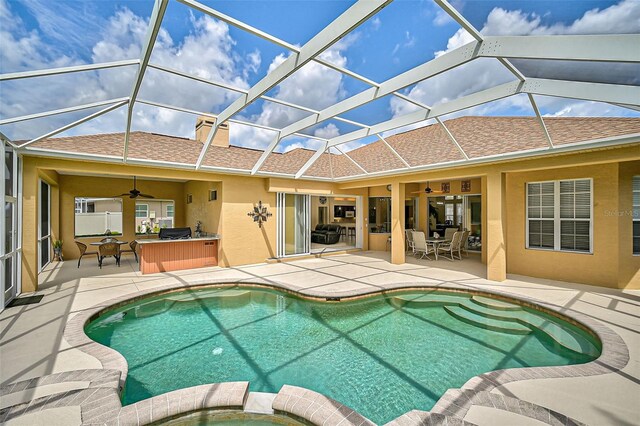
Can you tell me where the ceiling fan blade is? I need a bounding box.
[112,193,131,197]
[138,194,155,199]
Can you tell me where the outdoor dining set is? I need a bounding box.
[405,228,470,261]
[75,238,138,268]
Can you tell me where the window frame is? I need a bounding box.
[526,178,593,254]
[135,203,149,218]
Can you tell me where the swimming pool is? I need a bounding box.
[85,286,600,424]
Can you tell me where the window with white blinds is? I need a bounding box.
[633,176,640,255]
[526,179,592,253]
[527,182,555,249]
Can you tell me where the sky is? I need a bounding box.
[1,0,639,153]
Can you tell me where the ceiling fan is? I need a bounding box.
[411,181,444,195]
[115,176,155,199]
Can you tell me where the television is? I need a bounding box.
[334,205,355,218]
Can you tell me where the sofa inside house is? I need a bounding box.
[311,224,343,244]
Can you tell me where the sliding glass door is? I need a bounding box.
[2,142,20,308]
[277,193,310,257]
[38,180,51,271]
[428,194,482,252]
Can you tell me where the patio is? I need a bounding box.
[1,253,638,425]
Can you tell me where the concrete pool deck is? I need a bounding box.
[1,252,638,425]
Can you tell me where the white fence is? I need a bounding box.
[75,212,123,236]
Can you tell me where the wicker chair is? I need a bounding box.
[75,241,98,268]
[100,237,117,243]
[437,231,464,261]
[120,240,138,263]
[98,242,121,268]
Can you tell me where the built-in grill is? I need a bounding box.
[158,227,192,240]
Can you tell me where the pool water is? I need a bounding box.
[85,287,599,424]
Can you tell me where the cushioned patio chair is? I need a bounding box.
[75,241,98,268]
[98,242,121,268]
[120,240,138,263]
[437,231,464,261]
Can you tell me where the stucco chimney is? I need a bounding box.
[195,116,229,147]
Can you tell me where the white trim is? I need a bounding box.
[0,97,130,126]
[0,59,139,81]
[38,179,52,272]
[525,178,593,254]
[20,100,129,148]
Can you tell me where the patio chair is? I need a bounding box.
[100,237,117,243]
[443,227,458,241]
[461,230,470,257]
[121,240,138,263]
[405,229,415,252]
[98,242,121,268]
[412,231,434,260]
[75,241,98,268]
[437,231,464,261]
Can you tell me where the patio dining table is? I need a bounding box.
[89,241,129,246]
[425,238,450,261]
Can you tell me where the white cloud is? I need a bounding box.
[282,138,324,153]
[371,17,381,31]
[392,0,640,122]
[433,10,453,27]
[0,3,263,141]
[235,34,358,150]
[313,123,340,139]
[392,31,416,56]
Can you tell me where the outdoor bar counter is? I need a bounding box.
[136,235,220,274]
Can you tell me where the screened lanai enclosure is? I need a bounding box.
[1,0,638,179]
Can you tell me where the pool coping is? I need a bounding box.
[57,278,629,425]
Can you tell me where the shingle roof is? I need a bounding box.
[21,117,640,179]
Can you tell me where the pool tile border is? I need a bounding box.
[55,278,631,425]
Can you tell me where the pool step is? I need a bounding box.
[165,289,251,302]
[471,295,521,311]
[458,302,599,356]
[391,293,469,308]
[444,306,532,335]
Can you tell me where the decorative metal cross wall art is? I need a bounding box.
[247,201,272,228]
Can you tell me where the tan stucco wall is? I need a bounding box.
[184,180,221,236]
[506,163,629,288]
[21,160,60,292]
[617,161,640,288]
[219,176,277,267]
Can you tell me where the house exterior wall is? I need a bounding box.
[19,143,640,292]
[505,163,621,287]
[338,144,640,289]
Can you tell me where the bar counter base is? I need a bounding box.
[139,239,218,274]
